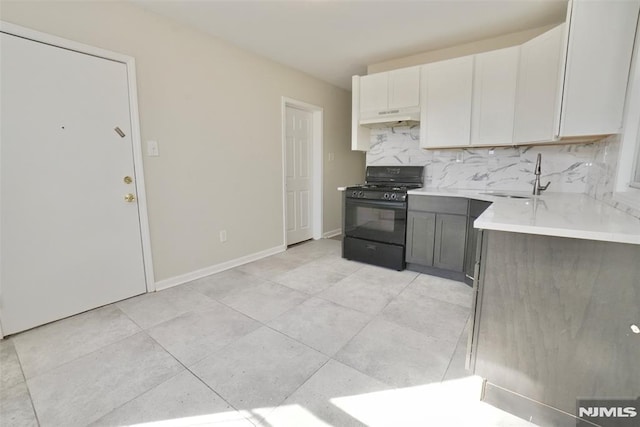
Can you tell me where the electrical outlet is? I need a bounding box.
[219,230,227,243]
[328,152,335,162]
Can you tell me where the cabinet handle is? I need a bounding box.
[378,109,400,115]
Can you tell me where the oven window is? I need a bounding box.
[345,199,406,245]
[354,206,397,232]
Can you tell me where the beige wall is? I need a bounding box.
[1,1,365,282]
[368,24,559,74]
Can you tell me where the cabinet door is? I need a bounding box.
[471,46,519,146]
[359,72,388,114]
[421,56,474,148]
[559,0,640,137]
[406,211,436,266]
[513,24,565,144]
[434,214,467,272]
[351,76,371,151]
[388,66,420,110]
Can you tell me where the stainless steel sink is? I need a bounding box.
[479,192,532,199]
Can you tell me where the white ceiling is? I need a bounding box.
[133,0,568,90]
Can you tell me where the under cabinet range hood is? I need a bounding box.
[358,107,420,127]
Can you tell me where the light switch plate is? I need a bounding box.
[147,140,159,157]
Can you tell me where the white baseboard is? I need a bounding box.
[323,228,342,238]
[154,244,286,291]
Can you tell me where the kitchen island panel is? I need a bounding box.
[473,230,640,417]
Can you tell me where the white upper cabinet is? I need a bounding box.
[353,66,420,150]
[352,0,640,151]
[351,75,371,151]
[420,56,474,148]
[388,67,421,109]
[471,46,519,146]
[558,0,640,137]
[513,24,566,144]
[359,66,420,119]
[359,72,388,114]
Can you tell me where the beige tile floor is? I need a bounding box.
[0,238,536,427]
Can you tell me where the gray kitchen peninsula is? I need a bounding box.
[408,189,640,426]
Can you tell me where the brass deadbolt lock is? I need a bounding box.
[123,176,133,184]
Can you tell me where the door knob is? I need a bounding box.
[124,193,136,203]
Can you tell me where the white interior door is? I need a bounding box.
[0,33,147,335]
[285,106,313,245]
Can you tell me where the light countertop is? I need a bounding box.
[408,188,640,245]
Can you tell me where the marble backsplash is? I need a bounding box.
[585,134,640,219]
[366,125,597,193]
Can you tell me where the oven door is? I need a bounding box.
[344,198,407,245]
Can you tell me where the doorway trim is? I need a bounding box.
[0,22,156,304]
[281,97,323,246]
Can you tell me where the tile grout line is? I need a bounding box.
[257,357,334,423]
[6,242,324,425]
[138,318,334,427]
[26,304,201,425]
[144,248,354,424]
[13,240,475,426]
[10,307,149,425]
[321,273,418,389]
[324,270,461,389]
[7,339,42,427]
[10,305,142,381]
[439,312,473,382]
[91,366,186,424]
[123,280,336,425]
[48,329,183,426]
[151,245,340,421]
[132,330,254,425]
[315,269,421,318]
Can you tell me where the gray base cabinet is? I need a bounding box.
[406,211,436,265]
[433,213,467,271]
[471,230,640,422]
[406,196,468,273]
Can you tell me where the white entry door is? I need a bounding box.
[0,33,147,335]
[285,106,313,245]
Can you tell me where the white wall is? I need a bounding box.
[1,1,365,282]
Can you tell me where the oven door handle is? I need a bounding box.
[346,199,406,209]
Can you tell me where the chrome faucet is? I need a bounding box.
[532,153,550,196]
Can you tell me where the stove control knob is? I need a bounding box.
[351,191,358,197]
[390,193,397,200]
[383,193,390,199]
[358,191,364,197]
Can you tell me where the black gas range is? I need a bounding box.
[342,166,424,270]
